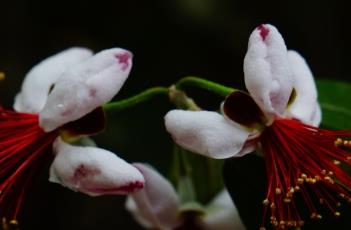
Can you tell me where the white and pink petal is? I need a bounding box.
[198,190,245,230]
[244,24,293,122]
[126,163,181,230]
[165,110,251,159]
[285,50,320,126]
[14,47,93,113]
[39,48,133,132]
[49,137,144,196]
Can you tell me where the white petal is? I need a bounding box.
[285,50,319,126]
[14,47,93,113]
[244,24,293,122]
[39,48,133,132]
[310,104,322,127]
[49,137,144,196]
[164,110,251,159]
[198,190,246,230]
[126,163,181,230]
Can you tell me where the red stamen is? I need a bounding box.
[0,108,58,223]
[260,118,351,229]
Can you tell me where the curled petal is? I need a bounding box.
[14,47,93,113]
[165,110,251,159]
[198,190,245,230]
[126,163,181,230]
[39,48,133,132]
[285,50,319,126]
[49,137,144,196]
[244,24,293,121]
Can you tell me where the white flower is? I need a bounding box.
[125,163,246,230]
[164,24,321,159]
[164,25,351,229]
[14,47,144,196]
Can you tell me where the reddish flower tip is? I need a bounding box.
[260,118,351,229]
[258,24,270,41]
[0,109,58,221]
[115,52,132,71]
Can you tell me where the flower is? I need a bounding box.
[0,48,144,224]
[125,163,245,230]
[164,24,351,229]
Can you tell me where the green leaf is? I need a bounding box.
[169,145,224,205]
[317,79,351,129]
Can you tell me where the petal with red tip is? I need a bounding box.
[244,24,293,121]
[49,137,144,196]
[125,163,181,229]
[198,190,245,230]
[164,110,251,159]
[285,50,319,126]
[39,48,133,132]
[14,47,93,113]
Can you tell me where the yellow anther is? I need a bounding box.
[284,198,291,203]
[333,160,341,165]
[321,170,327,175]
[270,203,276,209]
[310,213,317,219]
[297,178,304,184]
[343,140,349,146]
[337,202,341,207]
[328,171,334,176]
[335,138,343,146]
[0,72,5,81]
[294,186,300,191]
[275,188,282,195]
[334,212,341,217]
[316,214,322,220]
[259,227,266,230]
[301,174,307,179]
[9,219,18,226]
[262,199,269,206]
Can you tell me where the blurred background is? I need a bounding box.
[0,0,349,229]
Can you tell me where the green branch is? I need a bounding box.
[175,76,235,97]
[103,87,169,113]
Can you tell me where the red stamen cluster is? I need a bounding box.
[0,108,58,227]
[259,118,351,229]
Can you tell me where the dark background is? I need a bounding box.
[0,0,350,229]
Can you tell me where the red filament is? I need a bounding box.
[0,108,58,222]
[260,118,351,229]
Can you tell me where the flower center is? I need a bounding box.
[259,118,351,229]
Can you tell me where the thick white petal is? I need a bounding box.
[244,24,293,122]
[165,110,250,159]
[285,50,319,126]
[198,190,245,230]
[49,137,144,196]
[126,163,181,230]
[14,47,93,113]
[39,48,133,132]
[310,104,322,127]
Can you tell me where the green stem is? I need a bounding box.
[103,87,169,113]
[175,76,236,97]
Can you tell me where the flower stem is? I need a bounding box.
[175,76,235,97]
[103,87,169,113]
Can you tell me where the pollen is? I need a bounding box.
[259,118,351,229]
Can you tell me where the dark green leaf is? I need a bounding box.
[317,79,351,129]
